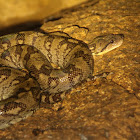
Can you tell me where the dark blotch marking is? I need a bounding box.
[43,35,55,62]
[74,50,93,70]
[29,64,52,81]
[15,45,24,56]
[64,64,83,86]
[1,50,10,59]
[24,46,38,63]
[16,33,25,44]
[48,77,59,89]
[0,68,11,75]
[52,92,62,103]
[92,43,96,50]
[0,37,11,50]
[40,64,52,76]
[1,101,26,116]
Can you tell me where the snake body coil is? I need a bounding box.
[0,31,124,129]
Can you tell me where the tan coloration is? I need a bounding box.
[0,31,123,129]
[0,0,87,31]
[0,0,139,139]
[88,34,124,56]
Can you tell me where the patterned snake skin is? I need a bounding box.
[0,31,124,129]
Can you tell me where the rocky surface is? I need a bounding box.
[0,0,86,34]
[0,0,140,139]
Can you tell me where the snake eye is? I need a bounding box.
[110,40,114,44]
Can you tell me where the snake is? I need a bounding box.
[0,30,124,129]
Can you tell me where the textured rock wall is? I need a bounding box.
[0,0,140,139]
[0,0,86,30]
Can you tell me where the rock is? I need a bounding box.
[0,0,140,139]
[0,0,87,33]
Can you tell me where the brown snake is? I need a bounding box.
[0,31,124,129]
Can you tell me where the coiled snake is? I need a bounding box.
[0,31,124,129]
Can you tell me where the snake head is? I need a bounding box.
[89,34,124,56]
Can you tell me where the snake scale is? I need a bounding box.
[0,30,124,129]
